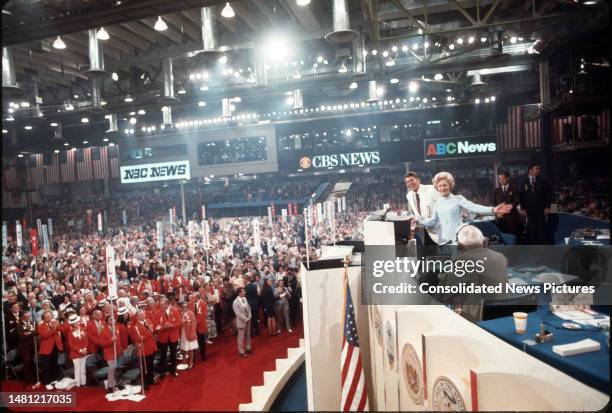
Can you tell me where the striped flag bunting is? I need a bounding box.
[108,145,120,178]
[522,105,541,148]
[28,154,45,188]
[76,148,94,181]
[60,149,76,183]
[3,159,19,189]
[496,105,523,150]
[45,152,61,184]
[92,146,109,180]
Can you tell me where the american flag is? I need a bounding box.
[28,154,45,188]
[340,276,368,411]
[76,148,94,181]
[60,149,76,183]
[45,152,61,184]
[108,145,120,178]
[92,146,109,180]
[496,105,523,150]
[3,159,19,189]
[522,104,541,148]
[552,115,573,144]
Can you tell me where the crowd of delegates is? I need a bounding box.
[555,177,609,221]
[2,212,366,392]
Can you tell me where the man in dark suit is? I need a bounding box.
[493,171,522,239]
[245,276,260,336]
[520,163,552,244]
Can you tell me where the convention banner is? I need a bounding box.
[156,221,164,250]
[252,218,262,254]
[201,220,210,249]
[47,218,53,237]
[281,208,287,222]
[36,219,42,238]
[267,207,273,226]
[201,205,206,220]
[120,160,191,184]
[97,212,103,233]
[30,228,39,256]
[15,221,23,248]
[169,208,174,226]
[106,245,118,299]
[122,210,127,227]
[41,224,50,256]
[2,222,7,252]
[423,135,497,161]
[341,197,346,212]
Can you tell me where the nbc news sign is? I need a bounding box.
[424,136,497,161]
[120,160,191,184]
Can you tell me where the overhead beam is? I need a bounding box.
[447,0,478,25]
[281,0,323,32]
[2,0,229,46]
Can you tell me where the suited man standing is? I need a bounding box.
[520,163,552,244]
[404,172,441,245]
[232,288,252,358]
[493,171,522,238]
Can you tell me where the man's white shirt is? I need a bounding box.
[406,184,441,243]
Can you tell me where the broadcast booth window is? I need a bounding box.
[197,137,268,165]
[278,125,378,153]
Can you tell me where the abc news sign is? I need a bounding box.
[424,136,497,161]
[297,150,381,170]
[120,160,191,184]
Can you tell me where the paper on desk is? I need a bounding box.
[533,272,578,284]
[507,277,528,285]
[552,339,601,357]
[553,310,594,321]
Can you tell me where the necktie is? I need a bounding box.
[415,193,421,215]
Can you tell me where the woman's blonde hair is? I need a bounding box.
[432,171,455,190]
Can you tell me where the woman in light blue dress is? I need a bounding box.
[418,172,512,244]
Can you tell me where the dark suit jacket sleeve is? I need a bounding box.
[510,185,521,208]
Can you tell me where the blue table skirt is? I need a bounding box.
[478,310,610,393]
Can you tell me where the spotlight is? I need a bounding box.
[83,140,89,144]
[401,44,408,52]
[338,63,348,73]
[510,36,517,44]
[349,81,358,89]
[24,125,33,130]
[96,27,110,40]
[371,49,378,56]
[475,98,481,104]
[423,42,429,48]
[124,95,134,103]
[382,50,389,58]
[53,36,66,49]
[154,16,168,31]
[112,72,119,81]
[408,81,419,93]
[65,103,74,111]
[103,137,109,142]
[480,36,487,43]
[377,86,385,97]
[433,73,443,80]
[129,117,137,124]
[286,96,294,105]
[50,122,59,127]
[490,96,496,101]
[198,101,207,107]
[221,2,235,18]
[178,87,186,95]
[64,143,70,146]
[389,78,399,84]
[449,43,455,50]
[446,96,452,102]
[54,149,60,154]
[297,0,311,6]
[468,36,475,44]
[138,109,146,115]
[2,129,7,134]
[81,117,89,123]
[456,37,464,45]
[485,98,490,103]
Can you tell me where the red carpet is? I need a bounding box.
[2,325,303,412]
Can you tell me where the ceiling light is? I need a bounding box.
[449,43,455,50]
[103,138,109,142]
[349,81,358,89]
[338,63,348,73]
[24,125,33,130]
[81,117,89,123]
[200,84,209,91]
[96,27,110,40]
[50,121,59,127]
[112,72,119,81]
[480,36,487,43]
[389,78,399,84]
[101,100,107,106]
[154,16,168,31]
[109,143,115,147]
[434,73,443,80]
[412,43,418,51]
[218,55,228,64]
[385,60,395,67]
[8,108,14,113]
[177,87,186,95]
[490,95,496,101]
[583,1,597,4]
[422,98,428,103]
[138,109,146,115]
[83,140,89,144]
[377,87,385,97]
[510,36,517,44]
[124,95,134,103]
[20,102,30,108]
[475,98,481,104]
[64,143,70,146]
[2,129,7,134]
[286,96,294,105]
[221,2,235,18]
[129,111,136,116]
[297,0,311,5]
[129,117,137,124]
[401,45,408,52]
[382,50,389,58]
[468,36,475,44]
[198,101,207,107]
[423,42,429,48]
[456,37,464,45]
[485,98,490,103]
[6,116,14,121]
[53,36,66,49]
[371,49,378,56]
[408,81,419,93]
[446,96,452,102]
[17,154,24,158]
[54,149,60,154]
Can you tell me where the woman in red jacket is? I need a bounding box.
[37,310,64,390]
[179,302,198,370]
[66,314,88,387]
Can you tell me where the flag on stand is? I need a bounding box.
[340,269,368,411]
